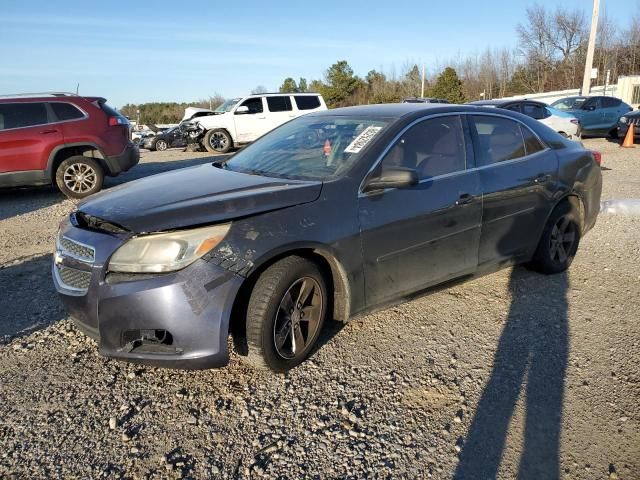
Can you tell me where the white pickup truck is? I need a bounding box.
[195,93,327,153]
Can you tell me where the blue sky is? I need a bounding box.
[0,0,633,107]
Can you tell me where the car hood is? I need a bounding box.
[78,164,323,233]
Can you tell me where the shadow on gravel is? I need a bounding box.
[455,267,568,479]
[0,254,66,343]
[0,187,64,221]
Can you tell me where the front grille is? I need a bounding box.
[58,265,91,291]
[59,236,95,262]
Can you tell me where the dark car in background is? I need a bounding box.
[402,97,449,104]
[550,95,632,138]
[141,126,186,151]
[53,104,602,372]
[617,109,640,139]
[0,93,138,198]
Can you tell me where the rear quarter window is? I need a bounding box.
[294,95,321,110]
[51,102,85,121]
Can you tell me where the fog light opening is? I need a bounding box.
[119,329,176,353]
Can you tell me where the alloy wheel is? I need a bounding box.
[209,132,228,152]
[156,140,168,151]
[63,163,97,194]
[548,215,577,263]
[272,277,324,360]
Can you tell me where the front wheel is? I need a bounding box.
[155,139,168,151]
[203,129,232,154]
[244,256,328,372]
[55,156,104,199]
[528,202,580,274]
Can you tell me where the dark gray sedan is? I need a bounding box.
[53,104,602,372]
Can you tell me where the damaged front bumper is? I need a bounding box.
[52,218,244,369]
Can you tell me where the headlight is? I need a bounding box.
[620,116,628,124]
[108,223,231,273]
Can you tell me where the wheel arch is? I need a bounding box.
[228,245,352,354]
[47,143,107,180]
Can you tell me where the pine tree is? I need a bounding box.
[430,67,466,104]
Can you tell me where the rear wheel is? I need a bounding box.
[55,156,104,199]
[155,139,168,151]
[243,256,328,372]
[528,201,580,274]
[204,129,232,154]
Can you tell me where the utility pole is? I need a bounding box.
[581,0,600,95]
[421,64,425,98]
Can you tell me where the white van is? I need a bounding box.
[196,93,327,153]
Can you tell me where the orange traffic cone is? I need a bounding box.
[621,122,635,148]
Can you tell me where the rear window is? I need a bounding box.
[0,102,49,130]
[267,96,292,112]
[51,102,85,121]
[294,95,321,110]
[601,97,621,108]
[98,100,124,118]
[523,103,547,120]
[469,115,526,166]
[520,125,546,155]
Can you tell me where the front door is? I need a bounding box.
[358,115,482,306]
[467,114,558,265]
[233,97,269,143]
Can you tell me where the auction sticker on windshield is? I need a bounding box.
[344,126,383,153]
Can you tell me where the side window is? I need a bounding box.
[520,125,546,155]
[266,96,292,112]
[469,115,526,166]
[523,103,546,120]
[380,115,466,179]
[582,98,600,110]
[601,97,620,108]
[0,102,48,130]
[51,102,85,121]
[504,103,522,113]
[294,95,321,110]
[237,97,263,114]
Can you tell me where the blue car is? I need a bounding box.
[550,96,632,138]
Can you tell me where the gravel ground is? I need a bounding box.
[0,141,638,479]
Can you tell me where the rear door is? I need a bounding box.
[233,97,269,142]
[0,102,62,173]
[265,96,295,129]
[580,97,603,132]
[468,114,557,265]
[600,97,623,130]
[358,114,482,305]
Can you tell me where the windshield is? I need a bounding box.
[215,98,242,112]
[551,97,586,110]
[222,115,390,180]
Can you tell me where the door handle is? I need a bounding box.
[456,193,474,205]
[40,129,58,134]
[257,116,266,119]
[533,174,550,184]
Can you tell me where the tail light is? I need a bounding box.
[109,116,128,126]
[591,150,602,166]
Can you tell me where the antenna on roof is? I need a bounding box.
[75,83,79,95]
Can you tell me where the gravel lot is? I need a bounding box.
[0,140,638,479]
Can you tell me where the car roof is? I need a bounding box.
[0,95,104,104]
[309,103,521,119]
[248,92,320,97]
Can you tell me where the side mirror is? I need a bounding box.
[235,106,250,114]
[363,167,419,193]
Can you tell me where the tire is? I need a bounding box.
[204,129,232,154]
[244,256,328,372]
[155,139,168,151]
[55,156,104,199]
[528,201,580,274]
[608,128,619,139]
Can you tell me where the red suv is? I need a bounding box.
[0,93,139,198]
